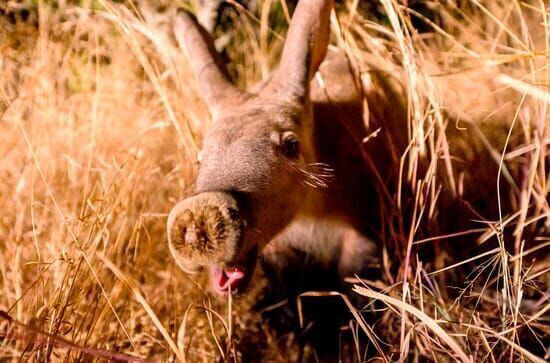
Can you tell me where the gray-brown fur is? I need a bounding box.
[167,0,396,294]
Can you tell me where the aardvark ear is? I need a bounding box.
[173,9,247,117]
[264,0,334,103]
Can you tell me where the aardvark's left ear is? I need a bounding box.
[173,9,248,117]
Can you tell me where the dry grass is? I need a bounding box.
[0,0,548,361]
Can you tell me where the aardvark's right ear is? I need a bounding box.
[263,0,334,103]
[173,9,246,117]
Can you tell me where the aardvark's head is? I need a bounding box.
[167,0,334,294]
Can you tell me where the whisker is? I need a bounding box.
[291,162,335,189]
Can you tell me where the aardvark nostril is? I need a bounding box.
[167,191,243,274]
[180,209,207,248]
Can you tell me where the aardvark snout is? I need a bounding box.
[167,191,243,274]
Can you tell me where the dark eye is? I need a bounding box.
[281,132,301,158]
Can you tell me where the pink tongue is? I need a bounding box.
[212,267,245,293]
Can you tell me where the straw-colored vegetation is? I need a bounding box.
[0,0,548,361]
